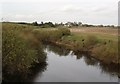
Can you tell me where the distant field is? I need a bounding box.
[35,27,118,35]
[68,27,118,42]
[70,27,118,36]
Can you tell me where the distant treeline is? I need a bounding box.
[17,21,117,28]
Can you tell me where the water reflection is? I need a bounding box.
[99,63,119,77]
[2,62,47,82]
[83,56,99,66]
[44,43,71,56]
[45,44,119,79]
[27,62,47,82]
[3,43,119,82]
[2,43,48,82]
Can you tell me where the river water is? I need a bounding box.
[32,45,118,82]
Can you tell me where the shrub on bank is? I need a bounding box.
[2,23,47,75]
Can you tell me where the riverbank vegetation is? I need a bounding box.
[2,22,47,81]
[2,22,71,81]
[61,32,119,64]
[2,22,119,81]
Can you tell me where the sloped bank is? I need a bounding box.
[34,28,119,64]
[48,40,119,64]
[2,23,47,82]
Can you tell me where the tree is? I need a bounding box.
[33,21,38,26]
[41,22,55,28]
[73,22,78,26]
[78,22,82,26]
[41,21,44,25]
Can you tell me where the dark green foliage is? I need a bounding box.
[32,21,38,26]
[2,23,47,77]
[40,22,55,28]
[82,24,94,27]
[46,44,70,56]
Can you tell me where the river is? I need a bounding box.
[32,44,118,82]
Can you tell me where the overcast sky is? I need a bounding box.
[0,0,119,25]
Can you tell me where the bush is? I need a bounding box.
[2,23,47,75]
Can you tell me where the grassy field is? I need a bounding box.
[63,29,118,44]
[70,27,118,35]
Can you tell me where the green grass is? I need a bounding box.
[63,32,118,43]
[62,31,118,64]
